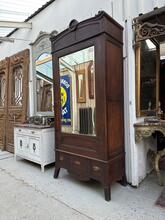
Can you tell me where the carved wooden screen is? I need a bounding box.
[0,58,9,150]
[6,49,29,153]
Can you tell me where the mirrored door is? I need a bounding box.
[59,46,96,136]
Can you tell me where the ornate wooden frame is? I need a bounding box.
[135,40,160,117]
[134,21,165,42]
[30,31,57,115]
[76,69,86,103]
[88,60,95,99]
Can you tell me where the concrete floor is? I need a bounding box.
[0,154,165,220]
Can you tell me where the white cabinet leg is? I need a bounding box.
[41,165,45,172]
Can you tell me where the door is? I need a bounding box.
[0,58,9,150]
[6,49,29,153]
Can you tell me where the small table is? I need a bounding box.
[134,121,165,185]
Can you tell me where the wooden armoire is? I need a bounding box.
[51,11,126,201]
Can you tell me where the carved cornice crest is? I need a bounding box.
[10,49,29,66]
[0,59,8,71]
[135,22,165,42]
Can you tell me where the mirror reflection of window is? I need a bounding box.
[140,39,157,111]
[59,46,96,136]
[35,53,53,112]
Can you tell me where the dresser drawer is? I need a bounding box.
[15,128,40,137]
[28,129,40,136]
[15,128,28,135]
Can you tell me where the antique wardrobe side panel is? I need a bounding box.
[106,35,125,180]
[0,58,9,150]
[106,39,124,155]
[6,49,29,153]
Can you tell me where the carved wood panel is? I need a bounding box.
[0,58,9,150]
[6,49,29,153]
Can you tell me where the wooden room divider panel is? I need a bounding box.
[6,49,29,153]
[0,58,9,150]
[0,49,29,153]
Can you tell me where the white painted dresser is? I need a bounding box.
[14,124,55,172]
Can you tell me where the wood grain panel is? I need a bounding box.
[107,101,124,156]
[6,49,29,153]
[0,58,9,150]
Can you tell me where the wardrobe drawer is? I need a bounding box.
[90,160,104,180]
[58,152,70,168]
[70,156,90,174]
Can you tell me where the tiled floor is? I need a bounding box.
[0,155,164,220]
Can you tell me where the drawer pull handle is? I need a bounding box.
[33,143,36,152]
[74,160,80,165]
[27,144,29,148]
[20,140,22,147]
[31,131,35,134]
[19,129,21,132]
[59,156,64,161]
[93,166,100,172]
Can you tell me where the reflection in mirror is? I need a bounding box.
[59,46,96,136]
[136,38,159,116]
[140,40,157,111]
[35,53,53,112]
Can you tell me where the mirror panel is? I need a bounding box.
[59,46,96,136]
[35,53,53,112]
[136,39,159,116]
[31,31,57,115]
[140,40,157,111]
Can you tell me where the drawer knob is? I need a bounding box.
[31,131,35,134]
[93,166,100,172]
[19,129,21,132]
[33,143,36,152]
[59,156,64,161]
[20,140,22,147]
[74,160,81,165]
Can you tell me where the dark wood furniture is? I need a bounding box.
[51,11,126,201]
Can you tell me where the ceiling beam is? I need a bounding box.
[0,37,14,42]
[0,21,32,29]
[0,9,30,16]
